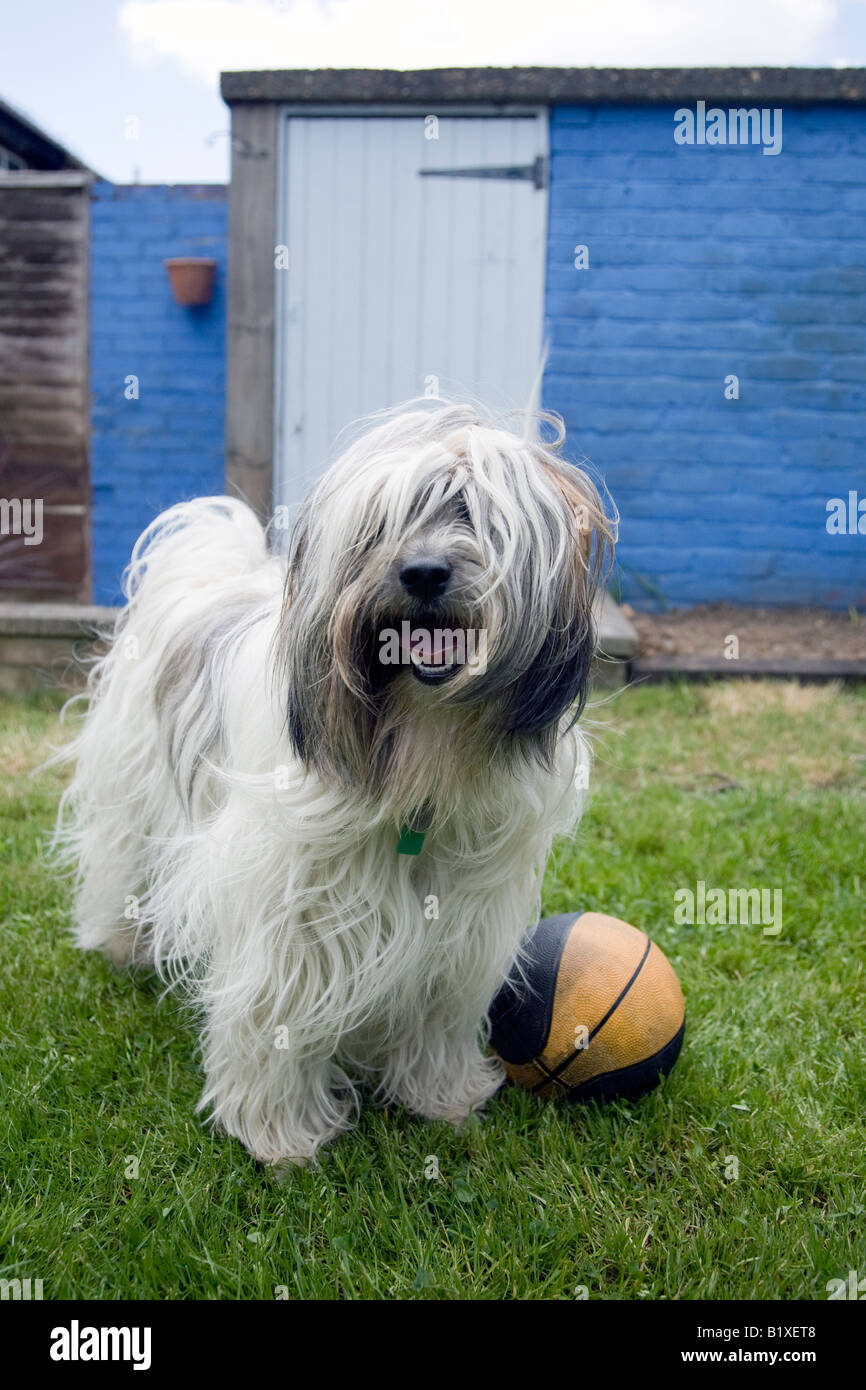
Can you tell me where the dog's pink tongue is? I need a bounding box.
[403,629,457,665]
[428,632,452,663]
[402,629,428,662]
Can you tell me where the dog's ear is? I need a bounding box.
[287,682,310,761]
[283,607,381,786]
[541,459,596,565]
[282,511,383,787]
[502,597,596,743]
[282,505,313,761]
[501,460,608,748]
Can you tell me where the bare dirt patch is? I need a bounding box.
[625,603,866,663]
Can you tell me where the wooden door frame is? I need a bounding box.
[226,103,279,523]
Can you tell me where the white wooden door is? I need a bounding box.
[275,110,548,508]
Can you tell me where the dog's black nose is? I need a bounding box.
[399,556,452,602]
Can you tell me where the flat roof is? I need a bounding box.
[221,66,866,106]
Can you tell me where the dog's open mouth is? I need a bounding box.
[400,618,464,685]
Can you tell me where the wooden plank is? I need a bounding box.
[226,102,277,521]
[631,656,866,682]
[0,519,88,600]
[0,171,92,188]
[0,601,116,636]
[0,189,91,220]
[1,446,89,506]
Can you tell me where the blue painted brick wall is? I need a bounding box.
[90,182,227,604]
[543,106,866,608]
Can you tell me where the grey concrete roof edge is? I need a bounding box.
[220,66,866,105]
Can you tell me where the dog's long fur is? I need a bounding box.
[54,400,614,1164]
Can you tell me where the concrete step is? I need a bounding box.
[593,590,639,661]
[0,593,640,696]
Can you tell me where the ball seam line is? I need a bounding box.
[530,934,652,1093]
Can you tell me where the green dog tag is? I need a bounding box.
[397,825,426,855]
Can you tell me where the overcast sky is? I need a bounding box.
[3,0,866,183]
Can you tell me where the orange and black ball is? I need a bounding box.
[488,912,685,1102]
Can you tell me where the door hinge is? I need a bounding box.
[419,154,547,190]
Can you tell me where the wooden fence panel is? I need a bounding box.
[0,172,90,599]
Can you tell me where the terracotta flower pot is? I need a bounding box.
[164,257,217,306]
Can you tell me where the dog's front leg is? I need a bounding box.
[198,1014,358,1165]
[196,948,360,1166]
[380,1004,506,1126]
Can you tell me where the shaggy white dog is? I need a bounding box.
[55,401,613,1165]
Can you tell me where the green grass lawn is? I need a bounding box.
[1,680,864,1300]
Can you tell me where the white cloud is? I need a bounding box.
[118,0,852,88]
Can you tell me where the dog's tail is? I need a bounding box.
[123,496,268,607]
